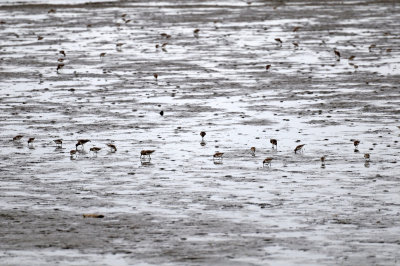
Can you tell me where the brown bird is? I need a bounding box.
[353,140,360,148]
[76,139,90,149]
[160,33,171,38]
[200,131,206,140]
[320,155,326,163]
[270,139,278,149]
[263,157,273,167]
[348,55,356,60]
[193,28,200,37]
[275,38,282,44]
[37,36,43,40]
[53,139,62,147]
[292,42,299,48]
[28,138,35,144]
[100,52,106,57]
[70,150,77,156]
[90,147,101,153]
[266,64,271,70]
[107,143,117,152]
[48,9,56,13]
[293,26,301,32]
[13,135,23,141]
[56,63,64,73]
[294,144,305,154]
[213,152,224,159]
[250,147,256,156]
[59,50,66,57]
[141,150,155,159]
[368,44,376,52]
[83,214,104,218]
[153,73,158,80]
[364,153,370,161]
[334,50,340,61]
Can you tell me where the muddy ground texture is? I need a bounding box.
[1,0,400,265]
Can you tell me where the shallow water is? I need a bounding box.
[1,0,400,265]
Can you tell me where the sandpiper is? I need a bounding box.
[153,73,158,80]
[76,139,90,150]
[28,138,35,145]
[90,147,101,154]
[53,139,62,147]
[353,140,360,148]
[263,157,273,167]
[270,139,278,149]
[57,63,64,73]
[364,153,370,161]
[141,150,155,159]
[107,143,117,152]
[200,131,206,140]
[13,135,23,141]
[266,64,271,70]
[59,50,66,57]
[213,152,224,159]
[320,155,327,163]
[250,147,256,156]
[334,49,341,61]
[275,38,282,45]
[70,149,77,156]
[100,52,106,57]
[294,144,305,154]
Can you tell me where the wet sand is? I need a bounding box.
[0,0,400,265]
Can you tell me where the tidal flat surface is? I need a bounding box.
[0,0,400,265]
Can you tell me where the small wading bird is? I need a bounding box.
[28,137,35,145]
[193,28,200,37]
[294,144,305,154]
[200,131,206,140]
[107,143,117,152]
[90,147,101,154]
[250,147,256,156]
[320,155,327,168]
[76,139,90,150]
[13,135,23,141]
[140,150,155,160]
[275,38,282,45]
[153,73,158,80]
[100,52,106,58]
[70,150,77,157]
[353,140,360,152]
[263,157,273,167]
[53,139,62,147]
[59,50,66,57]
[364,153,370,161]
[293,26,301,32]
[270,139,277,149]
[266,64,271,70]
[213,152,224,160]
[334,49,341,61]
[57,63,64,73]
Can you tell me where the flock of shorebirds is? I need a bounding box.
[11,131,372,167]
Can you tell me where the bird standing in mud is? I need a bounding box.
[294,144,305,154]
[270,139,278,149]
[353,140,360,152]
[13,135,23,141]
[200,131,206,140]
[76,139,90,150]
[250,147,256,156]
[213,152,224,160]
[320,155,327,168]
[140,150,155,159]
[263,157,273,167]
[90,147,101,154]
[53,139,62,147]
[334,49,341,61]
[364,153,370,161]
[28,138,35,146]
[107,143,117,152]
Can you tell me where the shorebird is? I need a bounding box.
[193,28,200,37]
[263,157,273,167]
[294,144,305,154]
[107,143,117,152]
[140,150,155,159]
[100,52,106,58]
[153,73,158,80]
[13,135,23,141]
[266,64,271,70]
[368,44,376,52]
[213,152,224,159]
[57,63,64,73]
[200,131,206,140]
[90,147,101,154]
[53,139,62,147]
[292,42,299,48]
[364,153,370,161]
[37,36,43,40]
[160,110,164,116]
[320,155,327,163]
[70,150,77,157]
[293,26,301,32]
[270,139,277,149]
[59,50,66,57]
[76,139,90,150]
[28,138,35,145]
[334,49,340,61]
[250,147,256,156]
[274,38,282,45]
[348,55,356,60]
[353,140,360,148]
